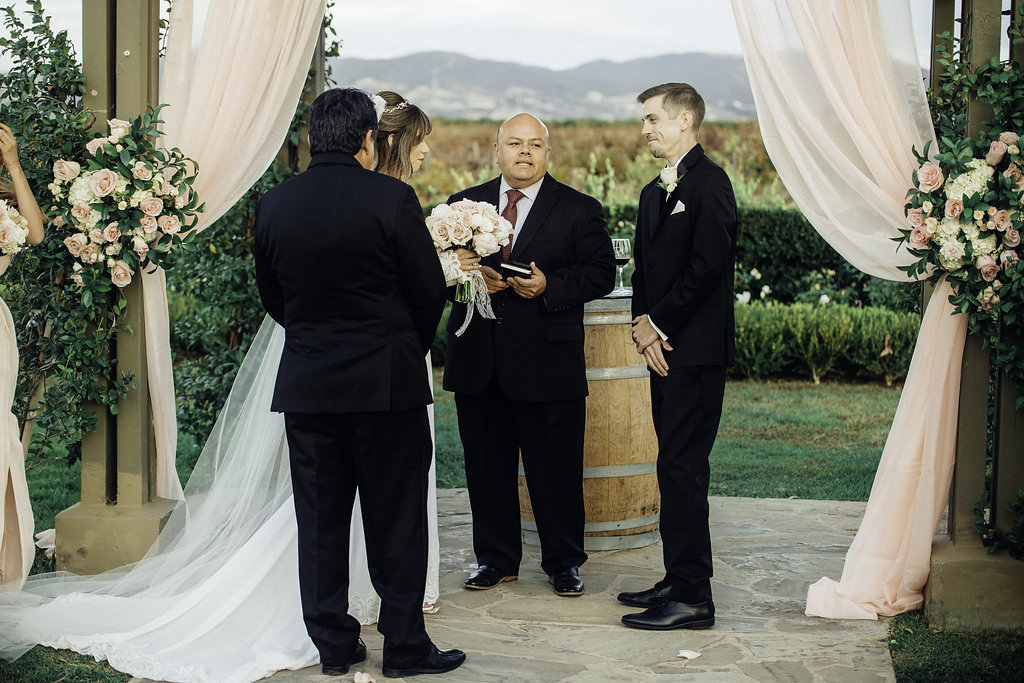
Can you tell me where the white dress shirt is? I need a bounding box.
[499,175,544,252]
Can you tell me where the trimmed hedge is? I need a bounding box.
[604,204,921,313]
[733,303,920,384]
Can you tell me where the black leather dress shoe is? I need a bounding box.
[621,600,715,631]
[548,566,584,596]
[617,583,672,608]
[464,564,517,590]
[321,637,367,676]
[382,644,467,678]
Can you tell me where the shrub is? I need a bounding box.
[733,303,794,379]
[845,307,921,385]
[788,303,857,384]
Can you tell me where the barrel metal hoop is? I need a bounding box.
[518,462,657,478]
[583,313,634,325]
[521,513,659,533]
[520,529,661,551]
[585,365,649,381]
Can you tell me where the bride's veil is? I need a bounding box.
[0,316,315,678]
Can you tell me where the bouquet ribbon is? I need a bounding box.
[454,270,497,337]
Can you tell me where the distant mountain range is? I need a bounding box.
[329,52,756,121]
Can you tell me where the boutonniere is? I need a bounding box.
[658,165,683,196]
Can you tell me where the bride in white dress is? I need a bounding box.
[0,92,471,682]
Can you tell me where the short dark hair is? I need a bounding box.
[308,88,377,155]
[637,83,706,132]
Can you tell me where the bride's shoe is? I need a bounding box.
[422,601,439,614]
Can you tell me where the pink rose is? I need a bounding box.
[907,207,925,228]
[140,215,158,233]
[1001,250,1020,267]
[1005,163,1024,189]
[89,168,118,197]
[70,273,84,287]
[944,199,964,220]
[139,197,164,217]
[1004,228,1021,248]
[917,161,944,193]
[53,216,66,228]
[0,225,14,246]
[102,222,121,242]
[86,137,107,156]
[132,236,149,259]
[999,131,1020,147]
[993,210,1012,232]
[71,204,91,223]
[448,221,473,246]
[908,226,931,250]
[52,159,81,182]
[157,214,181,235]
[132,161,153,181]
[160,181,176,197]
[109,259,134,288]
[976,254,1000,281]
[63,233,88,257]
[89,228,104,244]
[986,140,1008,166]
[79,242,99,264]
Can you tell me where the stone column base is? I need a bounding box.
[54,498,178,575]
[925,538,1024,630]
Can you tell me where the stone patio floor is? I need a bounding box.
[139,490,894,682]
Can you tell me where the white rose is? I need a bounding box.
[472,232,500,257]
[107,118,131,143]
[448,221,473,246]
[736,291,751,304]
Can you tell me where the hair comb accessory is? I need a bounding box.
[383,101,410,114]
[371,94,387,122]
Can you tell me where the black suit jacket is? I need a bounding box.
[631,144,738,368]
[254,153,446,413]
[442,174,615,401]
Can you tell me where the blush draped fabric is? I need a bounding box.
[731,0,970,618]
[144,0,327,499]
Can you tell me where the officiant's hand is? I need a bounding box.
[631,314,661,352]
[642,339,673,377]
[455,248,481,272]
[481,265,507,294]
[508,262,546,299]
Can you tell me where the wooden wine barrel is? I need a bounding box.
[519,297,661,551]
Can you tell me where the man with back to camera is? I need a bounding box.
[443,113,616,598]
[255,87,465,677]
[618,83,738,630]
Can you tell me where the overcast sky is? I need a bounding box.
[2,0,943,72]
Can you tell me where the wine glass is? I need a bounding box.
[610,238,632,297]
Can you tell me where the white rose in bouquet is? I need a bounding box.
[472,231,500,258]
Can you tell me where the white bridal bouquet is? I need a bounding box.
[0,199,31,256]
[425,198,513,335]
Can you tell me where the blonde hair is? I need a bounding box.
[371,91,432,182]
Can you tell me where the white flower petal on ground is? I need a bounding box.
[677,649,702,660]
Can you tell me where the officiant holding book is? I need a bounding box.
[443,113,615,597]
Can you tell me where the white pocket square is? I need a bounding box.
[670,201,686,215]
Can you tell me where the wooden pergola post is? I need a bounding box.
[53,0,176,575]
[925,0,1024,630]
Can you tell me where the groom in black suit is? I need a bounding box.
[254,88,465,677]
[444,113,615,597]
[618,83,738,630]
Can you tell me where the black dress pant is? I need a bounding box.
[284,408,432,668]
[456,373,587,576]
[650,365,726,604]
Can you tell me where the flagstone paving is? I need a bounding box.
[137,491,894,682]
